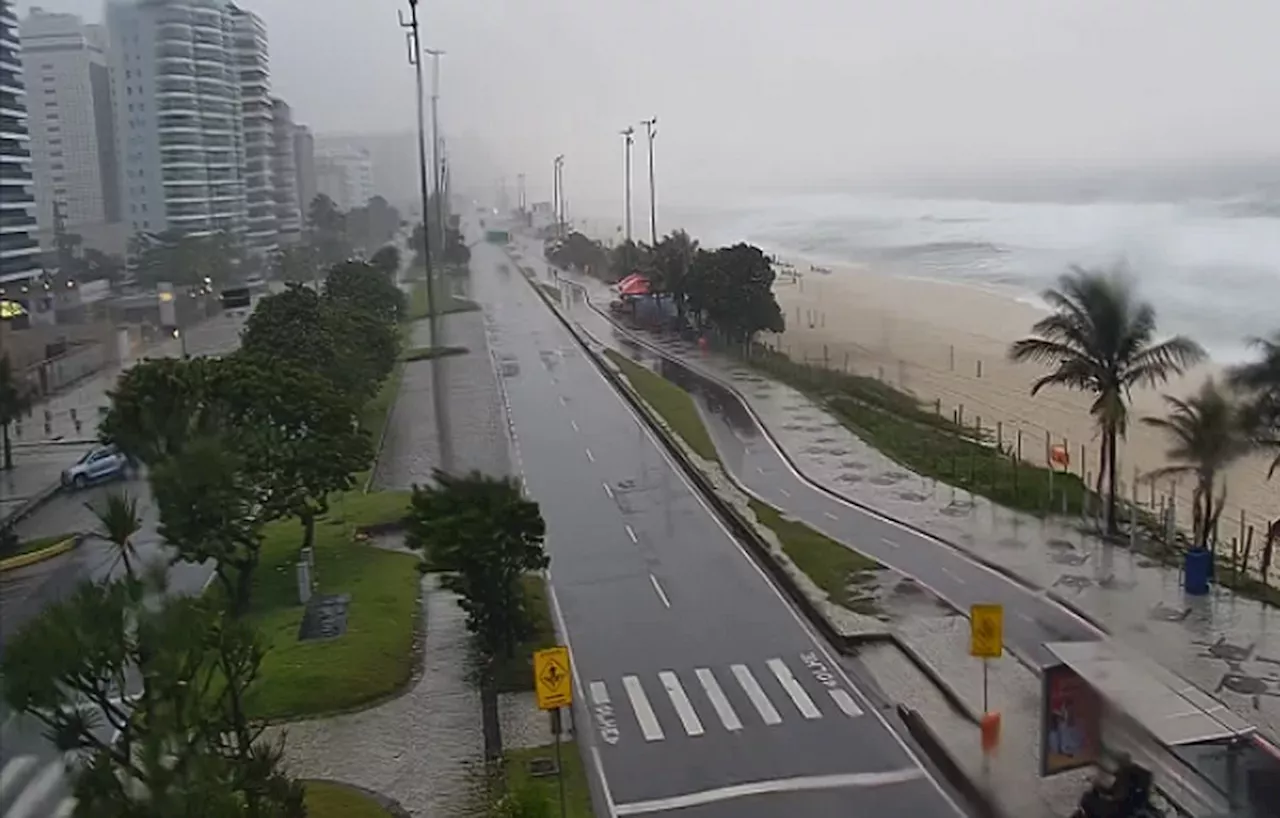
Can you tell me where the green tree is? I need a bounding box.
[688,243,785,343]
[323,259,406,323]
[545,232,608,278]
[241,284,356,395]
[1009,267,1205,534]
[131,230,240,290]
[407,470,548,761]
[307,194,349,267]
[1229,330,1280,478]
[651,229,699,326]
[151,438,265,614]
[87,491,144,578]
[83,248,126,285]
[1142,379,1254,550]
[102,357,219,465]
[370,244,401,277]
[0,353,33,470]
[1,581,304,817]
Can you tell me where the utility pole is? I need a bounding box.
[554,154,565,237]
[424,48,446,257]
[641,117,657,246]
[517,173,526,212]
[397,0,436,347]
[620,126,635,244]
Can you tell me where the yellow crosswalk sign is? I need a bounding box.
[534,646,573,710]
[970,604,1003,658]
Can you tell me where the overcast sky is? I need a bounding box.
[20,0,1280,210]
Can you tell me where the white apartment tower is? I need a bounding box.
[19,9,120,235]
[231,5,273,253]
[106,0,246,239]
[314,144,373,212]
[269,96,300,243]
[1,0,42,292]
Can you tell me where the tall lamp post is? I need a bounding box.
[641,117,657,246]
[397,0,436,348]
[424,47,446,256]
[554,154,565,237]
[620,127,635,244]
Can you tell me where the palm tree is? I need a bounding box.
[652,230,699,330]
[0,354,33,471]
[1228,330,1280,478]
[1141,380,1253,550]
[89,491,143,580]
[1008,267,1206,534]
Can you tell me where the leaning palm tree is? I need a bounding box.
[89,491,143,580]
[0,354,34,471]
[1228,330,1280,478]
[1009,267,1206,534]
[1141,380,1254,550]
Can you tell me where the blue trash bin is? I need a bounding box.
[1184,547,1211,595]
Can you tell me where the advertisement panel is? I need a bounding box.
[1040,662,1102,776]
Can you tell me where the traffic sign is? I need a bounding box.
[534,646,573,710]
[970,604,1004,658]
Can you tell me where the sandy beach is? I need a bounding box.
[765,257,1279,566]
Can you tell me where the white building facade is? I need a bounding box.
[0,0,42,292]
[314,144,373,212]
[231,5,272,253]
[269,96,300,242]
[106,0,246,239]
[19,9,119,235]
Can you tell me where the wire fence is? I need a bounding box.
[756,295,1280,590]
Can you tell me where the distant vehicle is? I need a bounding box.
[61,445,132,490]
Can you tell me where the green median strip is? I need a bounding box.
[605,346,882,616]
[401,345,468,362]
[500,742,593,818]
[304,780,398,817]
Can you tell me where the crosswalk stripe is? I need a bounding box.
[829,688,865,717]
[658,671,704,737]
[695,668,743,732]
[767,658,822,719]
[8,760,65,818]
[0,756,38,798]
[622,676,665,742]
[731,664,782,725]
[589,681,611,705]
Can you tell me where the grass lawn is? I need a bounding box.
[493,574,557,694]
[604,349,717,462]
[354,362,405,489]
[749,499,881,615]
[747,348,1091,517]
[502,742,593,818]
[304,780,396,817]
[406,280,479,321]
[401,345,469,362]
[246,490,417,721]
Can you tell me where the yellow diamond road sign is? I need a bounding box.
[970,604,1004,659]
[533,646,573,710]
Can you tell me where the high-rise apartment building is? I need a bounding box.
[314,144,373,212]
[293,121,314,220]
[0,0,42,294]
[231,4,272,254]
[19,9,119,235]
[269,96,299,243]
[106,0,246,239]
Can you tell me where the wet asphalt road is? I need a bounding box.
[526,240,1102,670]
[468,239,965,818]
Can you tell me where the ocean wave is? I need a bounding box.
[874,241,1006,260]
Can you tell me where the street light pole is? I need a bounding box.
[620,127,635,244]
[397,0,436,349]
[641,117,657,246]
[424,48,447,257]
[554,154,565,237]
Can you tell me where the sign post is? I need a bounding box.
[534,646,573,818]
[970,603,1004,769]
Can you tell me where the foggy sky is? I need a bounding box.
[20,0,1280,210]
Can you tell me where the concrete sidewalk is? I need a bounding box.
[518,242,1280,747]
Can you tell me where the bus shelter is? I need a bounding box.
[1041,641,1279,818]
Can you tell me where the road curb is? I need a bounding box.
[898,704,1009,818]
[0,534,80,573]
[0,480,65,534]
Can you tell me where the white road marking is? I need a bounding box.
[622,676,664,741]
[767,658,821,719]
[829,688,865,717]
[7,760,64,818]
[559,395,568,405]
[731,664,781,725]
[570,419,580,432]
[585,448,595,462]
[778,488,791,498]
[695,669,743,731]
[1018,611,1036,624]
[625,525,638,543]
[648,574,671,608]
[881,537,901,549]
[941,567,967,585]
[603,482,614,499]
[590,681,611,705]
[0,755,37,797]
[658,672,705,737]
[613,769,926,815]
[823,511,839,521]
[756,466,766,474]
